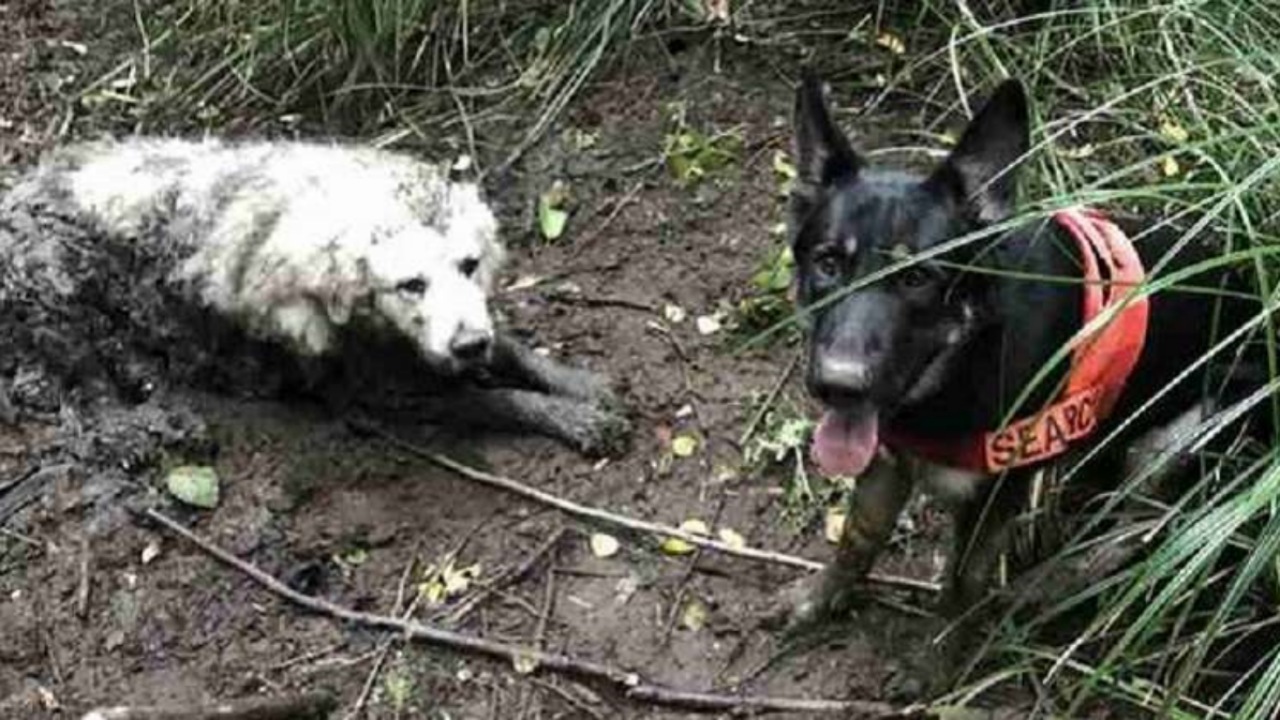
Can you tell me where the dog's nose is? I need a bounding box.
[450,329,493,362]
[812,358,873,403]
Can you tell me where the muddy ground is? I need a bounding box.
[0,4,1079,719]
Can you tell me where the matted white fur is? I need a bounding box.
[41,137,505,365]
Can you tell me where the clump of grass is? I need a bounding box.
[731,149,801,341]
[662,100,744,186]
[90,0,692,159]
[836,2,1280,716]
[742,401,833,528]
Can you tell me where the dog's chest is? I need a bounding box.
[910,457,988,504]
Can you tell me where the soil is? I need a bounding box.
[0,5,1039,719]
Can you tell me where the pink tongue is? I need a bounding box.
[812,410,879,478]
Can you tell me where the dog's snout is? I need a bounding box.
[812,357,873,404]
[449,329,493,362]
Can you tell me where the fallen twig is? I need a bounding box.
[546,292,657,314]
[81,691,336,720]
[439,528,569,626]
[739,351,802,448]
[139,508,921,718]
[348,545,423,719]
[1,463,74,525]
[658,493,727,652]
[76,534,92,620]
[528,677,606,720]
[576,180,646,247]
[267,642,345,673]
[354,421,939,594]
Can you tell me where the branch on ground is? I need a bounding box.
[137,507,927,718]
[80,692,336,720]
[352,419,940,594]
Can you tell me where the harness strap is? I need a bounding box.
[885,208,1149,474]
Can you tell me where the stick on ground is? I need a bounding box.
[138,507,924,718]
[81,691,336,720]
[352,420,939,594]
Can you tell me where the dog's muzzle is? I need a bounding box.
[449,328,494,364]
[810,357,874,407]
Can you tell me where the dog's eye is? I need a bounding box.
[459,257,480,278]
[813,253,842,279]
[898,266,933,289]
[396,277,428,295]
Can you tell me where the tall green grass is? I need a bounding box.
[92,0,683,164]
[853,2,1280,716]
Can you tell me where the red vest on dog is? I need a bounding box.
[885,208,1150,473]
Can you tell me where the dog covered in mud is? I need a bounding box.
[0,137,628,454]
[782,73,1270,690]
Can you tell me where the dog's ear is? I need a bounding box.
[794,70,861,188]
[927,80,1029,223]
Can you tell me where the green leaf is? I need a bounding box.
[165,465,220,509]
[538,181,571,241]
[671,434,698,457]
[539,203,568,240]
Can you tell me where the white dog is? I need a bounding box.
[0,137,627,454]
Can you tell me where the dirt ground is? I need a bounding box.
[0,4,1051,719]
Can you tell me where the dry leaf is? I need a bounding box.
[1159,118,1189,144]
[512,652,539,674]
[661,519,709,555]
[824,507,847,544]
[717,527,746,550]
[875,32,906,55]
[660,537,695,556]
[1059,143,1096,160]
[141,541,161,565]
[671,434,698,457]
[681,598,709,631]
[505,274,545,292]
[705,0,730,23]
[695,314,723,335]
[680,519,711,535]
[614,574,640,605]
[418,559,481,605]
[590,533,621,558]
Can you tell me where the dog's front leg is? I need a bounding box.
[785,451,914,627]
[437,386,630,456]
[943,474,1028,618]
[487,333,621,408]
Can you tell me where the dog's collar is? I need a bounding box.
[884,208,1150,474]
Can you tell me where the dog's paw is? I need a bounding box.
[761,570,860,633]
[553,366,624,408]
[550,398,631,457]
[882,643,957,702]
[882,660,931,703]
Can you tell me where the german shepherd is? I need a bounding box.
[784,72,1269,688]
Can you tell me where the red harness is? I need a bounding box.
[885,208,1150,474]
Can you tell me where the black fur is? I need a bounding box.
[787,70,1269,692]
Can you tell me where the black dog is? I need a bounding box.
[784,72,1269,687]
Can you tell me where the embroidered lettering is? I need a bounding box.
[982,387,1102,473]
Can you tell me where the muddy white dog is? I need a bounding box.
[0,137,628,454]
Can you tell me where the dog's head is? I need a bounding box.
[790,72,1029,478]
[343,181,504,373]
